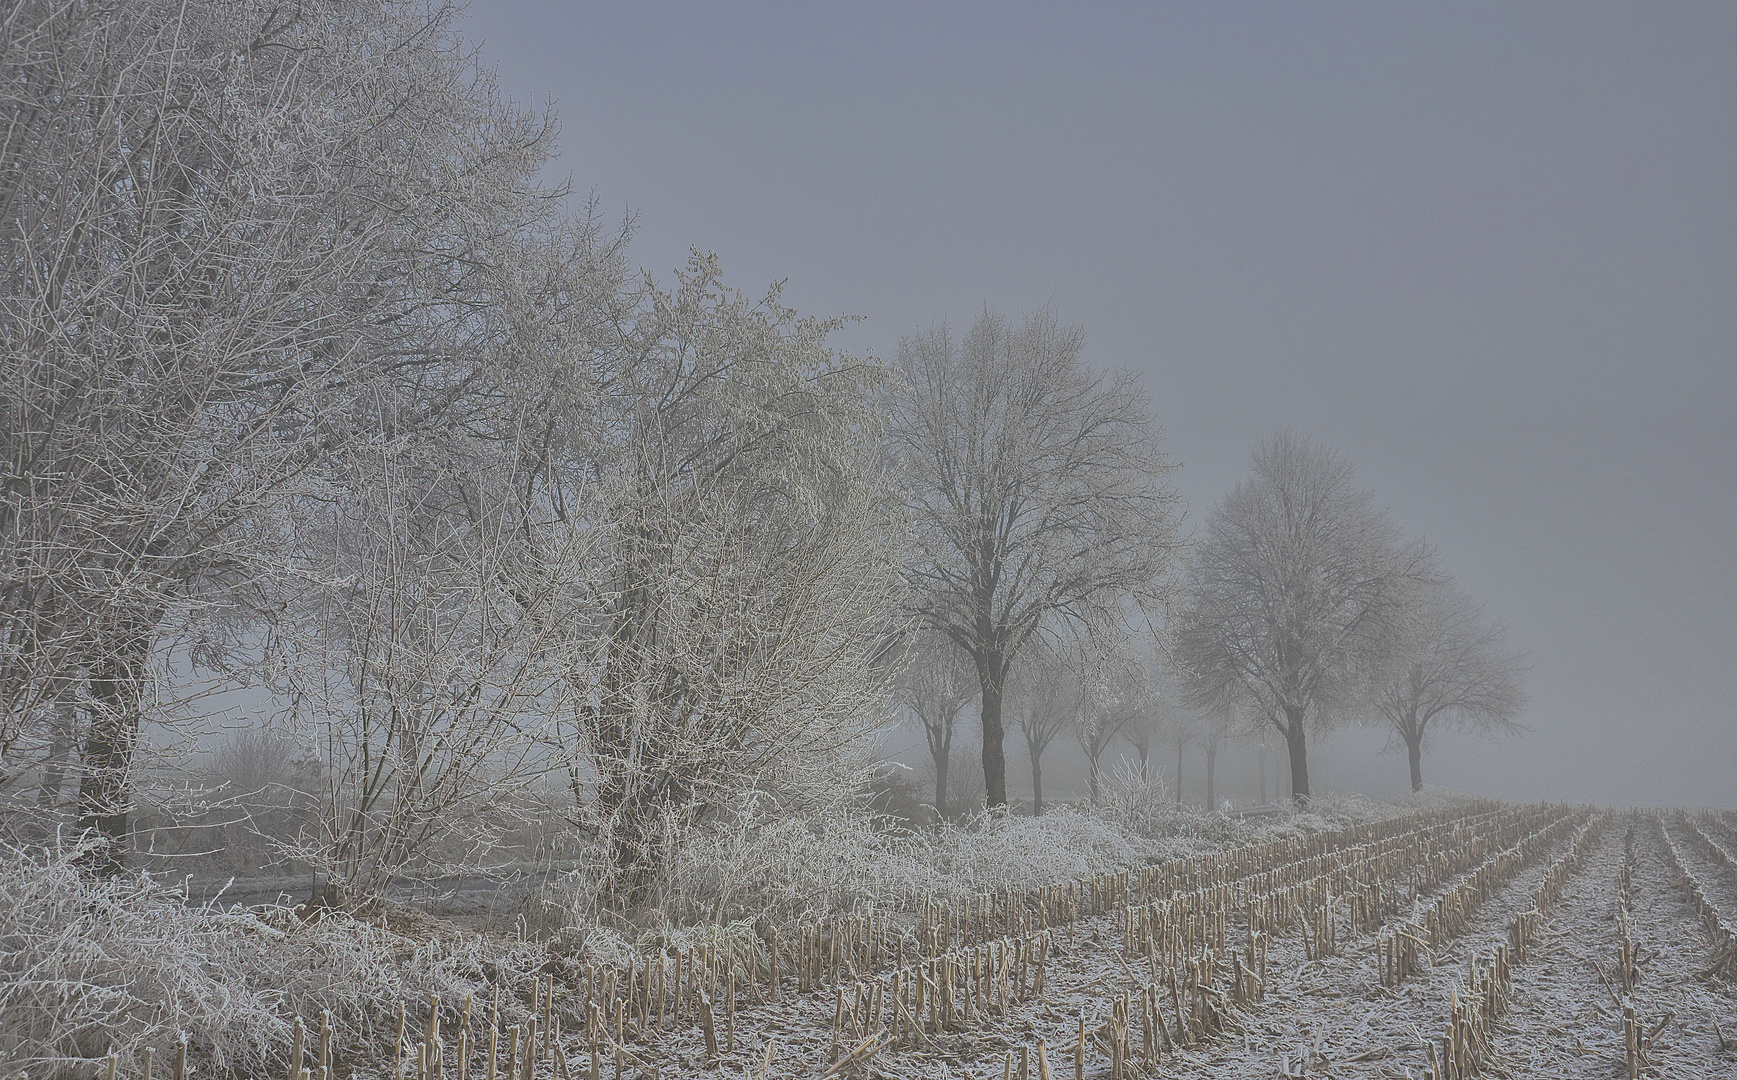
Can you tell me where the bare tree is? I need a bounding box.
[1169,716,1191,808]
[539,258,905,907]
[1199,701,1235,811]
[1073,660,1144,805]
[1377,580,1526,791]
[1007,646,1077,815]
[897,636,978,818]
[1121,711,1159,785]
[269,447,585,900]
[1176,433,1434,803]
[889,310,1183,808]
[0,0,614,868]
[1126,648,1190,805]
[1120,647,1186,788]
[1255,725,1274,804]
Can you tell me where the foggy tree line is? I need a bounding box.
[0,1,1525,902]
[898,428,1528,817]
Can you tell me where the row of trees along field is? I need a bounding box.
[896,416,1527,820]
[0,1,1524,908]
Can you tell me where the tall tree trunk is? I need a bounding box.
[37,698,78,810]
[1257,741,1268,804]
[588,570,671,908]
[1407,731,1424,792]
[1174,737,1184,808]
[935,753,951,817]
[77,634,148,874]
[1283,707,1310,803]
[976,653,1008,809]
[1088,753,1101,805]
[597,762,694,912]
[1030,749,1045,816]
[1137,745,1149,783]
[1206,741,1218,810]
[606,800,661,911]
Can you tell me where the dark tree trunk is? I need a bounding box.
[37,699,77,810]
[598,765,691,912]
[77,636,149,874]
[1174,738,1184,807]
[1030,750,1045,815]
[1283,706,1310,803]
[1088,754,1101,805]
[1257,741,1268,804]
[1407,733,1424,792]
[976,653,1008,809]
[920,694,956,818]
[1206,741,1218,810]
[1137,745,1149,783]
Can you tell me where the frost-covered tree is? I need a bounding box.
[1007,645,1077,815]
[889,310,1182,808]
[531,258,905,906]
[1073,659,1145,806]
[1176,433,1434,802]
[268,445,590,899]
[896,635,979,818]
[1121,711,1158,786]
[1198,700,1235,811]
[0,0,611,868]
[1254,726,1277,804]
[1377,580,1526,791]
[1131,654,1195,806]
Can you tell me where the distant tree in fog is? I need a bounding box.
[889,309,1183,809]
[1167,712,1191,808]
[1176,433,1434,802]
[1121,647,1180,788]
[1007,644,1078,816]
[897,635,979,817]
[204,727,320,871]
[1198,700,1235,811]
[1377,580,1527,791]
[1121,709,1159,786]
[1073,656,1145,805]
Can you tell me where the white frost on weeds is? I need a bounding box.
[0,840,542,1079]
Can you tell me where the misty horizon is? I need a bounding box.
[6,6,1735,1077]
[460,1,1735,808]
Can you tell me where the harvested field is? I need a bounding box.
[28,802,1735,1080]
[5,5,1730,1078]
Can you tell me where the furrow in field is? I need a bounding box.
[1137,823,1585,1078]
[1669,814,1737,915]
[1485,822,1633,1076]
[1621,816,1737,1075]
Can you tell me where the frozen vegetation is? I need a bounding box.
[2,784,1465,1075]
[1,2,1731,1077]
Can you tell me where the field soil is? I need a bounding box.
[526,809,1737,1079]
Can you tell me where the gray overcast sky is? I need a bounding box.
[457,2,1736,806]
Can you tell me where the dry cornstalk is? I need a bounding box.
[817,1035,884,1079]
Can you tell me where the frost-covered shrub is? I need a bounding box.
[1092,761,1258,845]
[646,788,1217,930]
[654,789,935,924]
[0,841,546,1080]
[926,806,1184,889]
